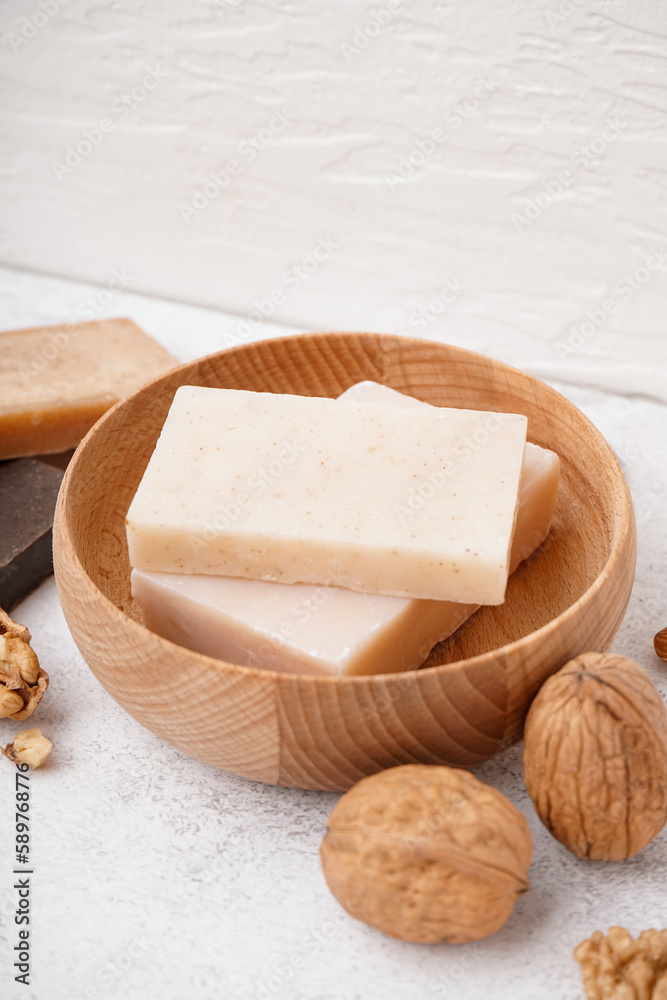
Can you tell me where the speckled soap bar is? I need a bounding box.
[0,458,64,610]
[126,386,528,604]
[0,318,177,459]
[132,384,560,675]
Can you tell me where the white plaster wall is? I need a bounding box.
[1,0,667,385]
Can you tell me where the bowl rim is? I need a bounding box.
[56,330,635,686]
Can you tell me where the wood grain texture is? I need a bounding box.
[52,333,637,790]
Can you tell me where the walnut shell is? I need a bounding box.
[655,628,667,662]
[524,653,667,861]
[319,764,533,944]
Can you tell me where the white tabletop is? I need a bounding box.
[1,265,666,1000]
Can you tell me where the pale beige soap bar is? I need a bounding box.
[0,318,177,459]
[132,382,560,676]
[126,386,528,604]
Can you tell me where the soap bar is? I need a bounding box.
[126,386,528,604]
[131,383,560,676]
[1,318,177,459]
[0,458,64,611]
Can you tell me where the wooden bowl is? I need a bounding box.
[53,333,636,791]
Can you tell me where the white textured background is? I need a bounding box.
[1,0,667,392]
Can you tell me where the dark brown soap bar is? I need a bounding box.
[0,458,64,611]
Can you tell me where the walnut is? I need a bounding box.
[523,653,667,861]
[319,764,533,944]
[0,608,48,721]
[2,728,52,769]
[574,926,667,1000]
[655,629,667,661]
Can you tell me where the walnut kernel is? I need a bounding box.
[2,728,52,769]
[524,653,667,861]
[574,926,667,1000]
[0,634,40,685]
[320,764,532,944]
[0,608,49,721]
[0,688,25,718]
[0,607,31,643]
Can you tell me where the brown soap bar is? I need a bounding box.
[0,318,177,459]
[0,459,64,610]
